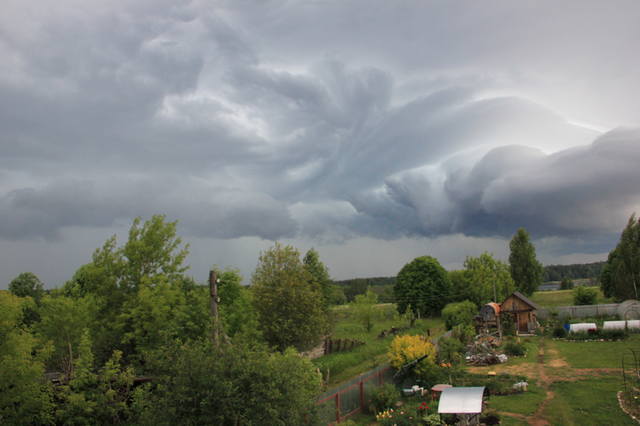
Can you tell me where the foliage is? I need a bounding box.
[544,262,606,282]
[601,214,640,301]
[8,271,45,302]
[509,227,543,295]
[216,268,259,339]
[251,242,328,351]
[503,340,526,356]
[388,334,436,378]
[368,383,399,414]
[462,252,515,305]
[395,256,451,320]
[376,407,418,426]
[437,336,465,365]
[303,248,332,306]
[560,277,574,290]
[328,284,348,305]
[552,326,567,338]
[573,286,598,305]
[35,295,91,378]
[334,276,396,302]
[352,288,379,332]
[0,291,53,425]
[441,300,477,330]
[139,341,321,425]
[62,215,195,365]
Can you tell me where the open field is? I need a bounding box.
[529,288,612,308]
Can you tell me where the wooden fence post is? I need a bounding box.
[335,393,341,423]
[359,381,365,413]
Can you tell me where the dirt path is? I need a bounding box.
[527,339,553,426]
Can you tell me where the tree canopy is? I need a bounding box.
[394,256,450,319]
[509,228,543,296]
[601,214,640,301]
[461,252,515,305]
[9,272,45,302]
[251,243,328,351]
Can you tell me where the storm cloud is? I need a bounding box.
[1,0,639,285]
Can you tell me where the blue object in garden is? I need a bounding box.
[563,323,570,331]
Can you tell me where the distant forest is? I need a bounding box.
[334,261,606,302]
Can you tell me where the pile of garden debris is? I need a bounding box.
[465,333,508,366]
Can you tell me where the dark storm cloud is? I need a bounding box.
[0,0,639,268]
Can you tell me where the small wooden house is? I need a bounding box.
[475,302,501,334]
[501,292,539,334]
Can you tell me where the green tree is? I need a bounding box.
[251,243,328,351]
[0,291,53,424]
[35,295,91,379]
[509,228,543,296]
[139,340,321,425]
[573,286,598,305]
[9,272,45,302]
[463,252,515,305]
[215,267,260,339]
[601,214,640,301]
[560,277,574,290]
[394,256,451,322]
[303,248,332,306]
[353,288,379,332]
[441,300,478,330]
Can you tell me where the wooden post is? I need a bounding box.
[209,270,219,347]
[359,381,365,413]
[335,393,341,423]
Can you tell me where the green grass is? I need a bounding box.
[502,337,539,365]
[487,381,546,416]
[530,288,612,308]
[550,334,640,368]
[545,376,634,425]
[312,304,444,386]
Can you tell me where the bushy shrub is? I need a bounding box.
[560,277,574,290]
[573,286,598,305]
[388,335,437,379]
[600,329,628,340]
[441,300,477,330]
[451,324,476,345]
[503,340,526,356]
[437,337,465,365]
[480,410,501,425]
[369,383,399,414]
[552,326,567,338]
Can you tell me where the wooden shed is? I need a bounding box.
[501,292,539,334]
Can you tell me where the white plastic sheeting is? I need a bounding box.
[602,321,627,330]
[438,387,485,414]
[627,320,640,329]
[569,323,597,333]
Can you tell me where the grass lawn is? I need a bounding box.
[487,381,546,416]
[530,288,612,308]
[550,334,640,368]
[545,376,635,426]
[313,304,444,386]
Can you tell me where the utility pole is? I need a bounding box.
[209,270,220,347]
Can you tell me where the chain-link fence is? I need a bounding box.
[315,364,395,425]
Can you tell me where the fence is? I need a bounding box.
[537,300,640,320]
[315,364,394,424]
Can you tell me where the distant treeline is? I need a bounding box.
[543,261,606,282]
[333,261,607,303]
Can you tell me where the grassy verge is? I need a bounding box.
[550,334,640,368]
[313,304,444,387]
[487,381,546,416]
[545,376,635,425]
[530,288,612,308]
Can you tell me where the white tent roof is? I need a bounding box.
[438,387,485,414]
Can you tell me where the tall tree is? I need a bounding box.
[303,248,332,306]
[509,228,543,296]
[9,272,45,302]
[251,243,327,351]
[352,288,378,332]
[601,214,640,301]
[463,252,515,305]
[394,256,451,321]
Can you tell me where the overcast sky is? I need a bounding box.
[2,1,639,288]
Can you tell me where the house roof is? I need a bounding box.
[505,291,540,310]
[438,387,486,414]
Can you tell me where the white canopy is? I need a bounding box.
[569,323,597,333]
[438,387,485,414]
[603,321,626,330]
